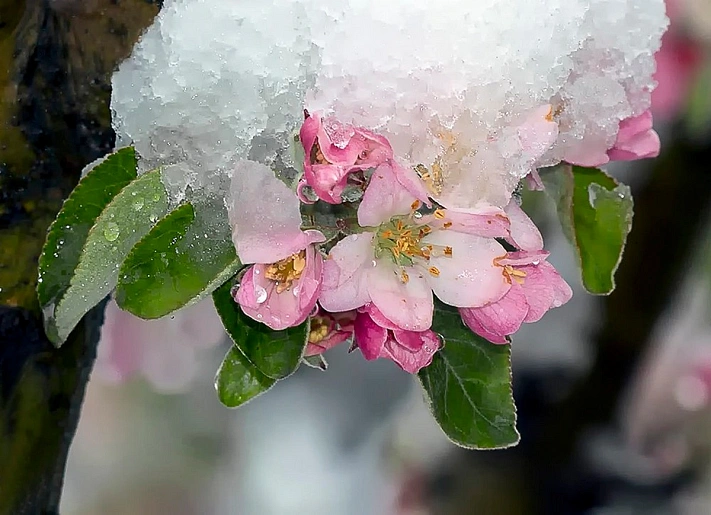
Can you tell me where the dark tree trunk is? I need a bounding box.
[0,1,159,512]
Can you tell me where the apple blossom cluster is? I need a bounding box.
[225,112,571,373]
[106,0,668,376]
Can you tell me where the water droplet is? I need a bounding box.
[257,314,263,319]
[292,286,300,296]
[133,198,144,211]
[371,260,377,267]
[254,269,260,275]
[552,299,562,308]
[532,260,540,265]
[413,211,423,219]
[423,345,432,353]
[255,286,268,304]
[103,222,120,241]
[149,214,158,223]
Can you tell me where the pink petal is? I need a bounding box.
[422,231,510,308]
[320,233,374,312]
[354,310,388,361]
[381,330,441,374]
[360,302,400,331]
[390,160,431,205]
[607,110,661,161]
[459,283,529,343]
[304,163,353,204]
[358,163,418,227]
[652,33,702,119]
[519,261,572,323]
[504,201,544,251]
[367,260,433,332]
[228,160,324,263]
[428,206,510,239]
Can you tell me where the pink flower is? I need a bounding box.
[95,299,224,393]
[353,303,441,374]
[304,308,356,356]
[459,206,572,343]
[606,110,661,162]
[299,112,395,204]
[235,244,323,330]
[319,164,511,332]
[227,160,326,330]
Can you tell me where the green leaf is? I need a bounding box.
[212,279,309,380]
[542,165,633,295]
[215,345,276,408]
[419,303,519,449]
[115,192,241,318]
[38,147,138,310]
[44,169,169,345]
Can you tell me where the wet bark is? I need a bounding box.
[0,1,159,513]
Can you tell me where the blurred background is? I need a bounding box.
[3,0,711,513]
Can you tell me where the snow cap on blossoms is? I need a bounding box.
[111,0,667,210]
[227,160,325,330]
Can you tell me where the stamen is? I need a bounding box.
[444,246,453,257]
[411,200,421,210]
[434,209,446,220]
[400,270,410,284]
[428,266,440,277]
[265,250,308,294]
[443,221,452,229]
[309,316,331,343]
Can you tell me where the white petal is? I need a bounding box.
[367,260,433,332]
[422,230,509,308]
[319,233,374,312]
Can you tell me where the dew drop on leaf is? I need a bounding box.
[103,222,120,242]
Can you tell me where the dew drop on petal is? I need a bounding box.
[255,286,268,304]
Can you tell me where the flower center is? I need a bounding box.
[308,315,331,343]
[375,207,453,283]
[375,217,433,267]
[265,250,307,294]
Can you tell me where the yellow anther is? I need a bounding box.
[265,250,307,294]
[428,266,440,277]
[411,200,421,210]
[400,270,410,284]
[444,246,453,257]
[443,221,452,229]
[434,209,446,220]
[308,316,331,343]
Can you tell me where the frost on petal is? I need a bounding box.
[504,201,544,251]
[607,110,661,161]
[423,231,509,308]
[367,260,433,332]
[460,283,529,344]
[358,163,418,227]
[320,233,374,312]
[353,310,388,360]
[228,159,322,263]
[519,261,572,323]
